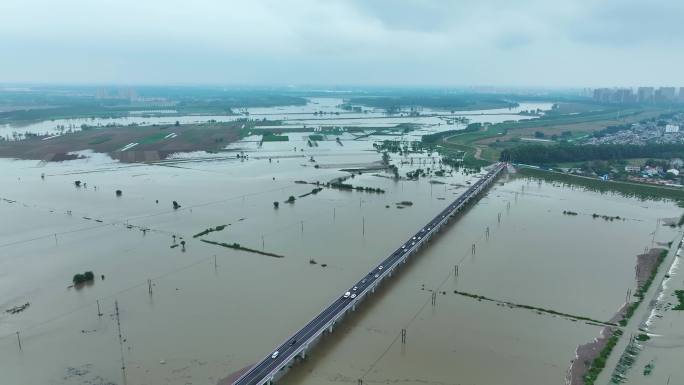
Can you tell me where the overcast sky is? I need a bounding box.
[1,0,683,87]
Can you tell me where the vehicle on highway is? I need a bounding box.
[351,293,357,299]
[374,273,379,278]
[271,351,279,359]
[378,265,383,270]
[352,286,358,291]
[343,291,351,298]
[289,339,297,346]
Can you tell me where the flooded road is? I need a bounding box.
[0,107,680,385]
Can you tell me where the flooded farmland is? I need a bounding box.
[0,101,682,385]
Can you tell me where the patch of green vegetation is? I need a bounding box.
[72,271,95,285]
[328,182,385,193]
[193,224,228,238]
[88,135,112,145]
[501,143,684,164]
[673,290,684,310]
[635,333,650,342]
[452,290,615,326]
[298,187,323,198]
[584,329,623,385]
[139,132,170,144]
[199,239,285,258]
[643,361,655,376]
[262,133,289,142]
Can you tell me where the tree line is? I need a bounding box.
[500,143,684,164]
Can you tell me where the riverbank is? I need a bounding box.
[567,247,667,385]
[517,166,684,202]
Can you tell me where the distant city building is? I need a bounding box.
[594,86,684,105]
[593,88,612,103]
[655,87,676,103]
[614,89,635,104]
[637,87,654,103]
[624,165,641,173]
[592,88,634,104]
[667,168,680,176]
[665,124,680,133]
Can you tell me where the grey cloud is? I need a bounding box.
[0,0,682,86]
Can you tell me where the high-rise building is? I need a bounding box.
[655,87,676,103]
[592,88,635,104]
[637,87,654,104]
[593,88,612,103]
[614,88,635,104]
[679,87,684,102]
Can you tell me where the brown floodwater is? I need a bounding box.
[0,124,680,385]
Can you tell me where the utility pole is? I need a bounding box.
[147,279,153,296]
[401,328,407,344]
[115,300,127,385]
[97,300,103,317]
[16,331,21,351]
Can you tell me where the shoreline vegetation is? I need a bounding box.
[452,290,615,326]
[193,224,228,238]
[516,167,684,202]
[200,239,285,258]
[569,248,667,385]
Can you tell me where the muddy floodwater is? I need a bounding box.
[0,99,550,138]
[1,108,681,385]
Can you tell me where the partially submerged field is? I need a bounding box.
[0,121,243,162]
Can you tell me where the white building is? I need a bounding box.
[665,124,680,133]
